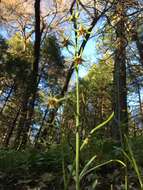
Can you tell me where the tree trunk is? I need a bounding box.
[136,36,143,66]
[34,107,48,147]
[113,1,128,141]
[0,82,15,114]
[13,92,30,148]
[3,108,20,147]
[19,0,41,149]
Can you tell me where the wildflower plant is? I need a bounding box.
[63,1,127,190]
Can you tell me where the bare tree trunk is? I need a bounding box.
[113,1,128,142]
[34,107,48,146]
[13,92,29,148]
[0,83,15,114]
[3,108,20,147]
[19,0,41,149]
[136,36,143,66]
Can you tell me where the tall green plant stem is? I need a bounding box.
[75,64,80,190]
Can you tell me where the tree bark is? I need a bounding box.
[19,0,41,149]
[136,36,143,66]
[13,92,29,148]
[0,82,15,114]
[3,108,20,147]
[13,0,41,149]
[113,1,128,141]
[34,107,48,146]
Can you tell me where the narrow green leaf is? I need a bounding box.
[80,155,97,181]
[90,112,114,135]
[80,159,126,179]
[124,135,143,189]
[80,112,114,151]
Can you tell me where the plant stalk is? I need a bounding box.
[76,65,80,190]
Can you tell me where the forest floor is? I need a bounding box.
[0,136,142,190]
